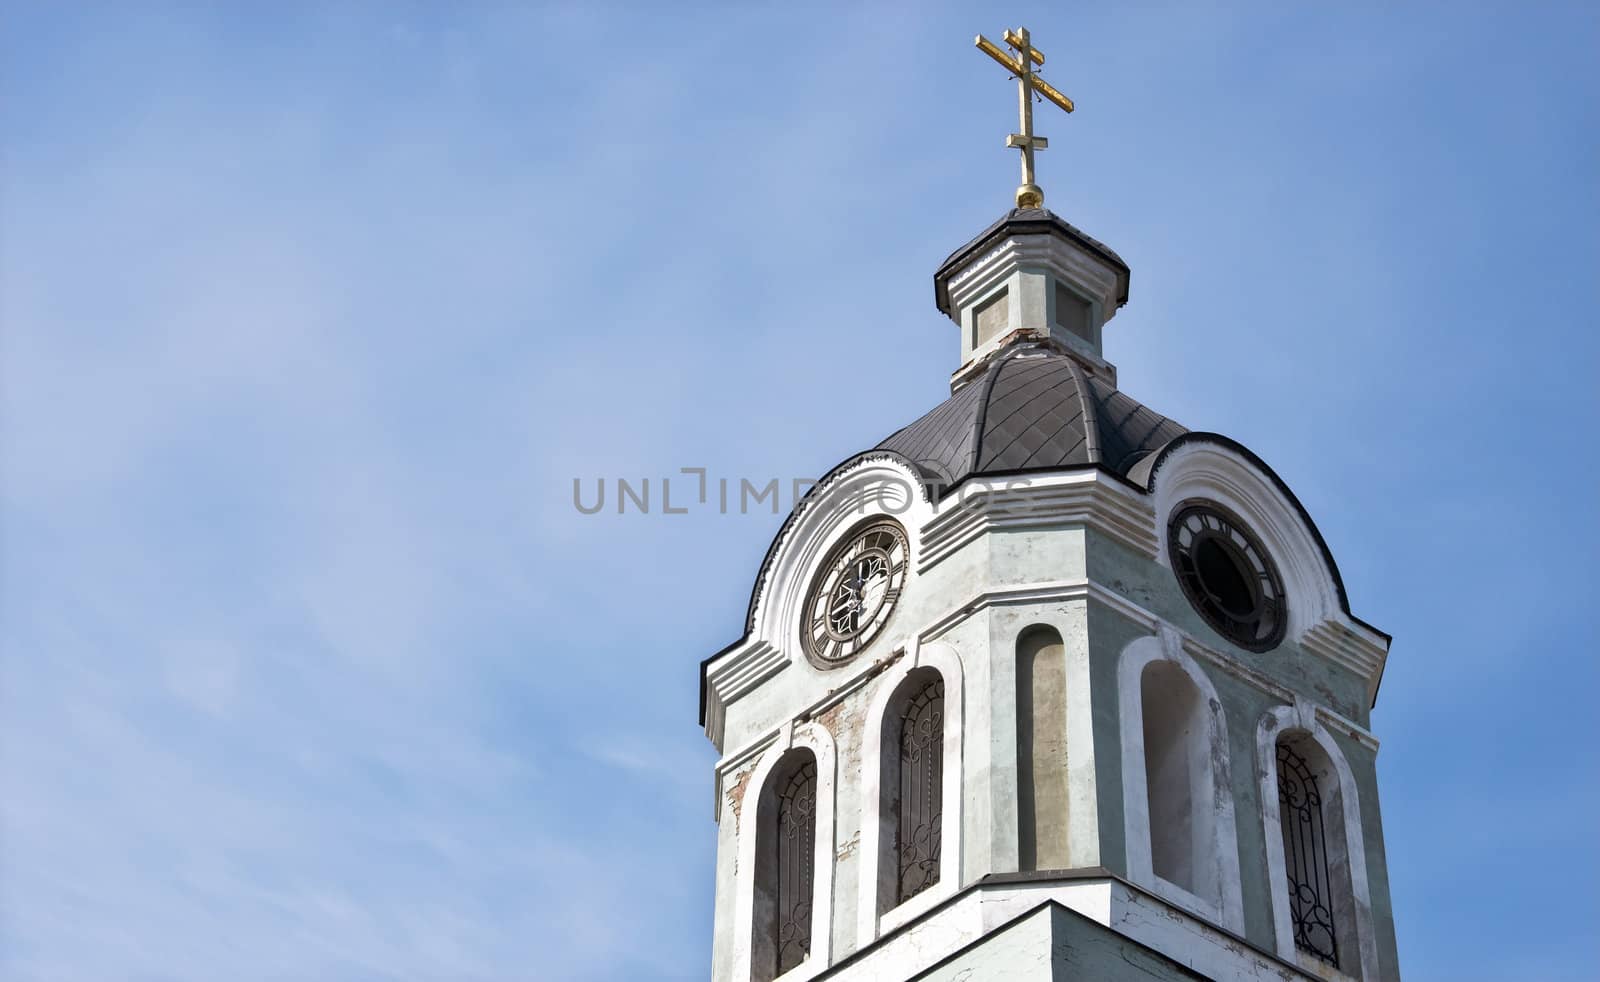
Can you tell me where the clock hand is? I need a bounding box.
[831,587,860,617]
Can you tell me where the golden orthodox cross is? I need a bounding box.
[975,27,1075,209]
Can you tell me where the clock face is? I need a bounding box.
[803,521,909,667]
[1168,502,1286,651]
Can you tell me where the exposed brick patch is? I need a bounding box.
[814,693,868,773]
[812,700,850,735]
[725,764,755,824]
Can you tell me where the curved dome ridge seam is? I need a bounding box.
[1059,355,1101,464]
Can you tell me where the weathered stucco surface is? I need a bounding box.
[920,902,1232,982]
[704,451,1396,981]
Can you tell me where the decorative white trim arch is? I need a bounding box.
[1117,627,1244,932]
[733,719,838,982]
[748,457,935,662]
[1257,702,1380,980]
[856,639,965,941]
[1149,441,1343,645]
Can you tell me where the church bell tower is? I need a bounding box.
[697,27,1400,982]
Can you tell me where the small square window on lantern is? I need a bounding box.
[1054,281,1092,344]
[972,288,1010,349]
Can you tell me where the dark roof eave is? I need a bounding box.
[697,635,744,727]
[933,209,1131,316]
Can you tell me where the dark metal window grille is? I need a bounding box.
[1277,741,1340,968]
[896,678,944,904]
[774,759,816,976]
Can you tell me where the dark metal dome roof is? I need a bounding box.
[876,342,1187,490]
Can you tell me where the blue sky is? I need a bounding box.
[2,3,1596,980]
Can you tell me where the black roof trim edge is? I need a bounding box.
[933,210,1132,316]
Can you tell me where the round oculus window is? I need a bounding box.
[1167,502,1286,651]
[802,520,908,667]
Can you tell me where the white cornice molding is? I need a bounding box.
[702,639,786,748]
[1179,635,1297,707]
[710,645,907,818]
[706,458,1387,746]
[707,575,1381,812]
[920,470,1158,573]
[944,233,1124,326]
[707,467,1150,740]
[917,578,1100,644]
[1302,620,1389,707]
[1313,701,1381,754]
[709,729,777,822]
[1088,579,1380,738]
[949,330,1119,392]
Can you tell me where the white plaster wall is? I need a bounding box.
[709,775,742,982]
[823,877,1319,982]
[914,904,1057,982]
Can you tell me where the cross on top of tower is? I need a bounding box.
[975,27,1075,209]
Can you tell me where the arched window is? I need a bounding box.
[876,670,943,914]
[1016,624,1068,870]
[1275,734,1352,971]
[752,749,817,982]
[1140,660,1213,901]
